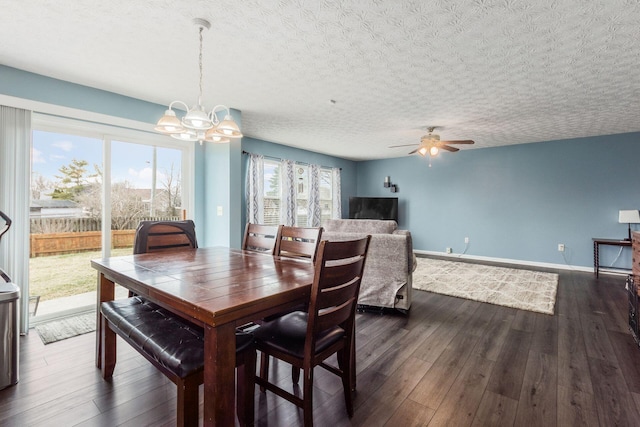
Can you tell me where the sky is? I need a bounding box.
[32,130,182,192]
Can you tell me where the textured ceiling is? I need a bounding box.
[1,0,639,160]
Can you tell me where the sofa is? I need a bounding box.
[321,219,416,312]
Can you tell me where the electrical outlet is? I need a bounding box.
[464,237,469,244]
[446,247,452,254]
[558,243,565,252]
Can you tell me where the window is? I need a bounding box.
[319,168,333,224]
[263,160,281,225]
[261,159,336,227]
[296,165,308,226]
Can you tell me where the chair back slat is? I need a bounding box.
[275,226,323,263]
[316,277,360,311]
[315,299,355,332]
[317,260,366,290]
[242,223,281,254]
[134,220,198,254]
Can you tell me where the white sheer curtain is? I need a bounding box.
[0,105,32,333]
[245,153,264,224]
[307,164,322,227]
[279,159,296,226]
[332,167,342,219]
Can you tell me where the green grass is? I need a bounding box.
[29,248,132,301]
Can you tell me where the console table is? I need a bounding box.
[592,238,632,278]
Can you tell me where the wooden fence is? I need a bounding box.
[30,230,137,257]
[29,216,179,257]
[30,216,179,234]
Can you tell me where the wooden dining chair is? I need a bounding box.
[254,236,371,427]
[258,225,324,368]
[133,220,198,254]
[127,220,199,298]
[274,225,323,263]
[242,223,282,254]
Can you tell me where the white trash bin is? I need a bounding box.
[0,281,19,390]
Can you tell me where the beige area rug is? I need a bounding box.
[34,312,96,345]
[412,258,559,315]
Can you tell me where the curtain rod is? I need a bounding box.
[242,150,342,170]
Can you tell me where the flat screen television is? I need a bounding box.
[348,197,398,222]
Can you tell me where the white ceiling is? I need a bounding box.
[1,0,639,160]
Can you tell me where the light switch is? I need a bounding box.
[217,206,223,216]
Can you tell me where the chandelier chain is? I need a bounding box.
[153,18,242,144]
[198,26,204,105]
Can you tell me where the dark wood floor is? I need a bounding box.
[1,267,640,426]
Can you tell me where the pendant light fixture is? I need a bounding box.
[154,18,242,145]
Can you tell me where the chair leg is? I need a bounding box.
[259,352,270,392]
[303,367,314,427]
[339,348,354,417]
[176,375,199,427]
[237,349,256,426]
[292,366,300,384]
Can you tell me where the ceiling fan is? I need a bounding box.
[389,127,474,157]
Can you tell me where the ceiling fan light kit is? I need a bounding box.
[388,126,474,162]
[154,18,243,145]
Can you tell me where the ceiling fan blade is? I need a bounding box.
[441,139,474,144]
[408,148,419,155]
[439,145,459,152]
[388,143,419,148]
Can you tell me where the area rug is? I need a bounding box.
[412,258,558,315]
[35,312,96,345]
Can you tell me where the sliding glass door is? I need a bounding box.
[29,116,192,321]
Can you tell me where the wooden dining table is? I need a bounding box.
[92,246,316,426]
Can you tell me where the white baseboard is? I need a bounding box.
[413,249,600,274]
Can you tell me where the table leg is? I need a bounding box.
[594,242,599,278]
[96,272,115,368]
[203,322,237,427]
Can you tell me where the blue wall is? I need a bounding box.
[0,65,163,123]
[356,132,640,269]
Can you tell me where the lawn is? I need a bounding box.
[29,248,132,301]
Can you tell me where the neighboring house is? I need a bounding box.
[30,199,82,218]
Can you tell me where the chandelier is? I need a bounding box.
[154,18,243,145]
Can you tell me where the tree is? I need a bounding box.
[31,173,53,200]
[76,180,101,219]
[52,159,95,200]
[157,162,182,216]
[110,181,148,229]
[266,164,280,197]
[77,179,152,230]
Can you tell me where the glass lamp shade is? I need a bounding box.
[182,106,213,130]
[154,110,185,134]
[417,146,428,157]
[170,129,199,142]
[429,146,439,156]
[204,127,231,143]
[212,114,243,138]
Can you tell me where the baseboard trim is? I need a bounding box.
[413,250,600,274]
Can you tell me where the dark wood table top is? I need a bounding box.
[92,246,316,326]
